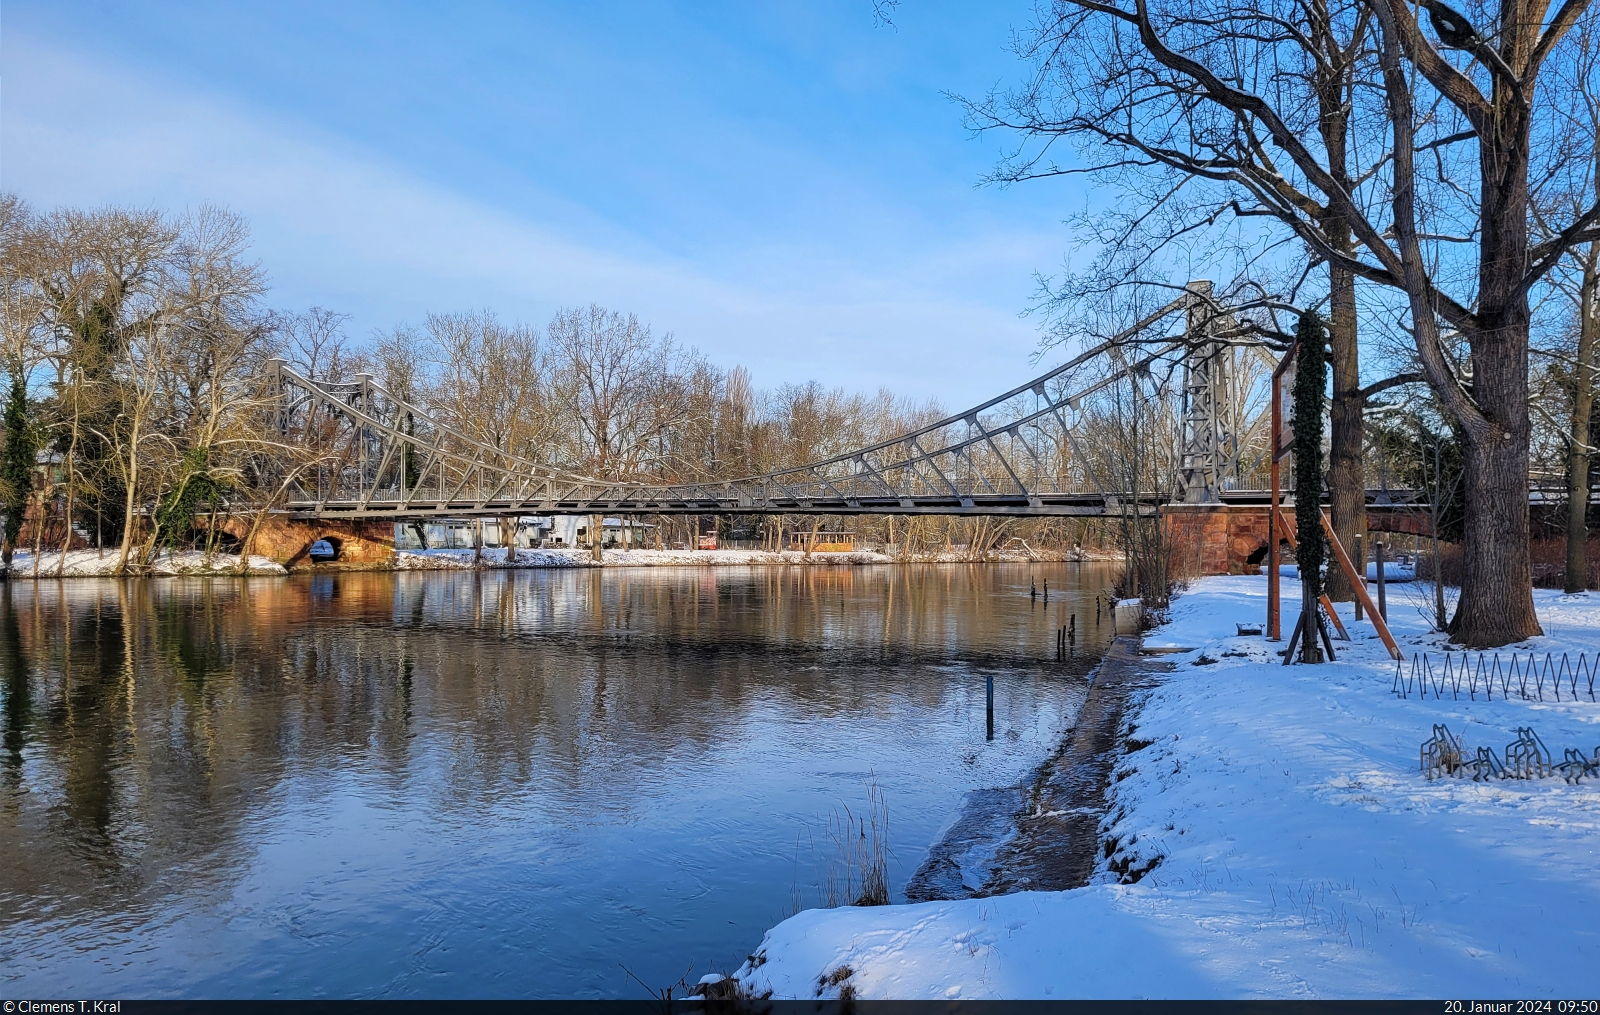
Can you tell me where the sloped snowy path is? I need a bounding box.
[733,577,1600,999]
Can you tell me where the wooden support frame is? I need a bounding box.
[1319,510,1402,660]
[1268,341,1297,641]
[1263,335,1402,661]
[1272,507,1350,641]
[1269,505,1402,660]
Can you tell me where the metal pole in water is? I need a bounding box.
[986,676,994,741]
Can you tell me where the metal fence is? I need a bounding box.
[1392,652,1600,703]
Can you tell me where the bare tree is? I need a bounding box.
[26,205,179,552]
[547,305,690,476]
[969,0,1600,645]
[421,310,549,558]
[280,307,355,381]
[105,319,166,572]
[1536,6,1600,591]
[2,203,271,572]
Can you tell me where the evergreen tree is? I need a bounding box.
[1293,312,1328,661]
[154,447,227,552]
[1,374,38,568]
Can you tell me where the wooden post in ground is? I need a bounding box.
[1301,582,1323,663]
[1268,493,1279,639]
[1315,605,1337,660]
[1281,606,1303,664]
[1267,342,1296,641]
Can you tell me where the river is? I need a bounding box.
[0,563,1116,998]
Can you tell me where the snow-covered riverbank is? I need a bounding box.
[730,576,1600,999]
[3,549,288,576]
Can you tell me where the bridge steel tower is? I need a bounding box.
[1178,281,1241,503]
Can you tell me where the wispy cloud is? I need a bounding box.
[3,29,1064,407]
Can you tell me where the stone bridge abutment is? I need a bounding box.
[1165,502,1429,575]
[219,514,396,568]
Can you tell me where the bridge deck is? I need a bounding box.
[284,489,1430,520]
[284,491,1143,520]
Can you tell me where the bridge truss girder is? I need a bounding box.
[266,287,1241,521]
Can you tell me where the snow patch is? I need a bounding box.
[734,577,1600,998]
[3,549,287,576]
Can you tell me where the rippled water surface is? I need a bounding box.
[0,563,1116,997]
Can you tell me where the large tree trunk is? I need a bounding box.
[1565,248,1599,593]
[1453,424,1539,644]
[1449,178,1541,644]
[1314,9,1365,604]
[1443,65,1542,645]
[502,516,519,563]
[1324,260,1366,601]
[1383,26,1543,648]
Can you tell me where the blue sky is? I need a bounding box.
[2,1,1093,407]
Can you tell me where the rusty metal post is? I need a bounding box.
[1353,534,1364,621]
[1376,539,1388,621]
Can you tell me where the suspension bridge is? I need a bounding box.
[241,284,1425,568]
[267,287,1258,521]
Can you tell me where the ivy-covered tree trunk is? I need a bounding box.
[1294,313,1329,663]
[0,375,37,570]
